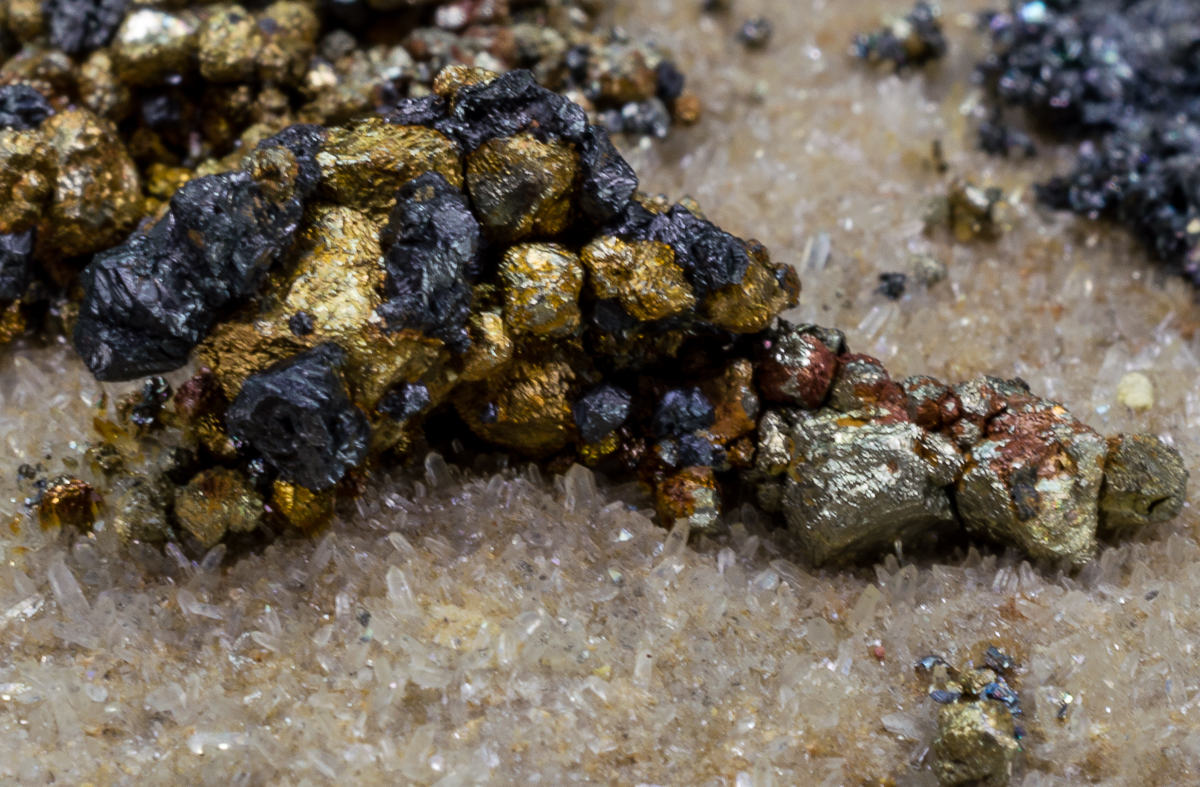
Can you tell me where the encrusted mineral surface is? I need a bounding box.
[1,1,1200,785]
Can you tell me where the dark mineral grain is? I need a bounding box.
[288,312,315,337]
[653,387,715,438]
[376,172,480,350]
[853,1,946,69]
[378,382,432,421]
[573,383,632,444]
[74,126,327,381]
[877,272,907,299]
[978,0,1200,284]
[436,70,588,153]
[384,96,450,128]
[226,343,370,491]
[608,203,751,296]
[579,126,639,224]
[45,0,128,56]
[124,376,172,429]
[655,61,687,103]
[738,17,774,49]
[978,116,1036,158]
[0,231,34,301]
[0,84,54,130]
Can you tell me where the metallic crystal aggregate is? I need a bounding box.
[3,0,1200,785]
[976,0,1200,286]
[9,50,1179,571]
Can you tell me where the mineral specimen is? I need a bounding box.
[36,476,102,530]
[73,125,326,380]
[573,383,632,445]
[933,701,1020,786]
[226,343,370,492]
[853,1,946,69]
[45,0,127,57]
[0,83,53,129]
[175,467,263,548]
[110,475,174,543]
[376,171,479,348]
[0,0,1177,564]
[923,647,1024,787]
[977,0,1200,284]
[1098,433,1188,535]
[749,341,1184,566]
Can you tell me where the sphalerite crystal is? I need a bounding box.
[977,0,1200,284]
[853,1,946,70]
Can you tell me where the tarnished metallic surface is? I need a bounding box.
[756,321,837,410]
[460,310,513,382]
[456,352,578,455]
[38,108,142,262]
[466,133,577,242]
[500,243,583,338]
[956,398,1106,566]
[932,701,1020,787]
[111,475,174,543]
[702,241,799,333]
[175,467,263,548]
[1099,433,1189,534]
[0,127,54,234]
[655,466,720,533]
[198,204,447,416]
[581,236,695,321]
[779,407,963,565]
[36,476,102,531]
[198,5,262,84]
[316,119,463,214]
[111,9,196,86]
[270,478,335,533]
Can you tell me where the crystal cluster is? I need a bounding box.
[746,323,1187,566]
[921,647,1024,787]
[977,0,1200,284]
[0,0,699,355]
[852,1,946,70]
[47,64,1183,564]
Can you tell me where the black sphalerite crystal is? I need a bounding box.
[45,0,128,56]
[378,382,432,421]
[435,69,589,152]
[573,383,632,444]
[579,126,639,224]
[655,61,686,102]
[978,0,1200,284]
[0,231,34,300]
[383,95,449,128]
[227,343,370,491]
[73,126,327,381]
[878,272,907,299]
[0,85,55,130]
[652,387,715,438]
[376,172,480,350]
[677,433,722,467]
[289,311,315,336]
